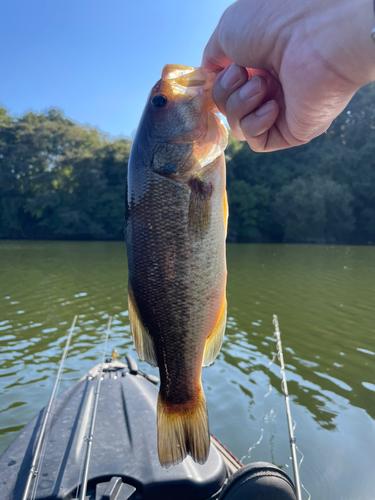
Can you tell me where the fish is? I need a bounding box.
[125,64,228,468]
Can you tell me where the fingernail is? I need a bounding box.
[255,100,275,117]
[239,76,261,100]
[221,64,242,89]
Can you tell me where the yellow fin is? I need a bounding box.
[157,389,210,468]
[202,297,227,367]
[127,285,158,367]
[223,189,229,238]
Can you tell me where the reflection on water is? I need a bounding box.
[0,241,374,499]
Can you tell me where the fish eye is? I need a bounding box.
[151,94,168,108]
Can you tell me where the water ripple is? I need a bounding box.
[0,241,374,500]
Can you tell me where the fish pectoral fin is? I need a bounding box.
[157,388,210,468]
[128,285,158,367]
[188,155,226,239]
[202,297,227,367]
[188,158,219,238]
[188,176,213,237]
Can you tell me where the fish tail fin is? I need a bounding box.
[157,388,210,468]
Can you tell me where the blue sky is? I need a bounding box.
[0,0,233,138]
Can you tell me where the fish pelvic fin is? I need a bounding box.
[127,284,158,367]
[157,388,210,468]
[202,296,227,367]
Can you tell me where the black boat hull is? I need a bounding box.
[0,358,298,500]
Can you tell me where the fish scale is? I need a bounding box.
[125,64,228,468]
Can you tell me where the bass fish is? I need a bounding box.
[125,64,228,468]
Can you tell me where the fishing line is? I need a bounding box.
[268,354,276,366]
[240,427,264,464]
[264,383,273,398]
[295,444,311,500]
[250,316,311,500]
[241,333,278,464]
[264,354,276,398]
[292,418,297,433]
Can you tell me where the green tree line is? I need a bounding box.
[1,82,374,243]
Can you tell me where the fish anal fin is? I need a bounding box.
[127,285,158,367]
[157,388,210,468]
[202,297,227,367]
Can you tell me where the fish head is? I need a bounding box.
[146,65,214,140]
[137,64,228,180]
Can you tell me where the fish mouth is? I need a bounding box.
[161,65,228,170]
[161,64,217,109]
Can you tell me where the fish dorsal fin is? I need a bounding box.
[128,285,158,367]
[202,296,227,367]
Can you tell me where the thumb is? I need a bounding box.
[201,25,232,71]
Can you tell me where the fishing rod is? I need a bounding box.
[77,316,112,500]
[273,315,303,500]
[22,315,78,500]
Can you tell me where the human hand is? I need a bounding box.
[202,0,375,152]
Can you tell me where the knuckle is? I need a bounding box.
[211,83,227,115]
[230,128,246,142]
[248,142,264,153]
[225,96,241,123]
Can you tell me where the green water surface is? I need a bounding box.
[0,241,374,499]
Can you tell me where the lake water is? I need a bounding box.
[0,241,374,499]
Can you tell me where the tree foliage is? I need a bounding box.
[225,81,375,244]
[0,82,374,243]
[0,107,130,239]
